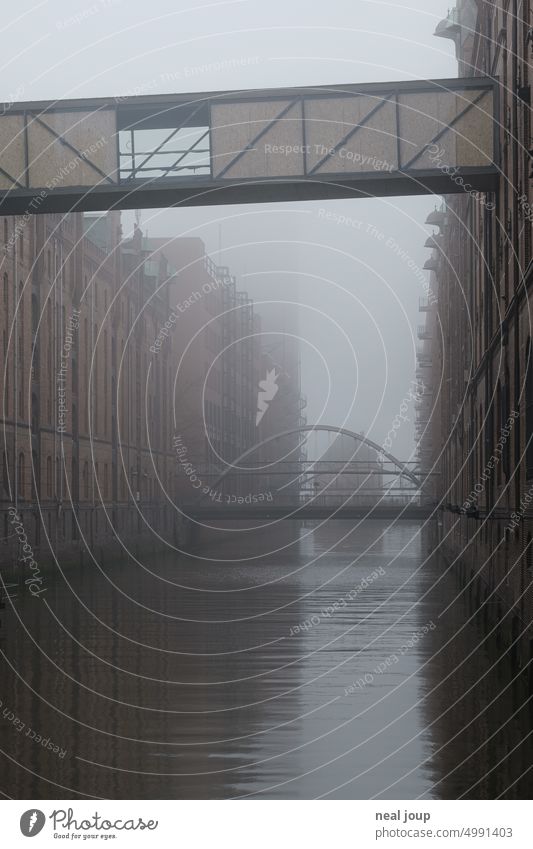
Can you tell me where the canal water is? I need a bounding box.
[0,521,530,799]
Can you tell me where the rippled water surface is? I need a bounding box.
[0,521,530,798]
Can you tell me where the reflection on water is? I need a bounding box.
[0,521,530,799]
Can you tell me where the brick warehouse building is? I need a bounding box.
[145,235,264,501]
[417,0,533,670]
[0,212,277,575]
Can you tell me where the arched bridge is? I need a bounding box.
[182,425,437,522]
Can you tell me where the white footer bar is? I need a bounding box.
[2,800,530,847]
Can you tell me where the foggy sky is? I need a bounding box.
[0,0,457,460]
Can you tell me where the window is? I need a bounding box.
[31,293,38,334]
[104,330,108,436]
[83,461,89,499]
[496,381,502,485]
[2,451,9,496]
[526,339,533,478]
[18,452,25,499]
[31,451,37,499]
[503,369,511,480]
[31,393,38,433]
[84,319,88,417]
[47,456,52,497]
[94,324,98,431]
[478,404,483,493]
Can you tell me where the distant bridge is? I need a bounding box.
[181,425,436,523]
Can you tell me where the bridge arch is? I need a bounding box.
[204,424,423,497]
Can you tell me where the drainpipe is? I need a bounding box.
[512,0,520,510]
[12,223,17,513]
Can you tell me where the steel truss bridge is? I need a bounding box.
[181,425,438,522]
[0,77,497,214]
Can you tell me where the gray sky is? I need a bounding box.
[1,0,457,460]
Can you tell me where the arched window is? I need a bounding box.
[526,339,533,479]
[18,452,25,499]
